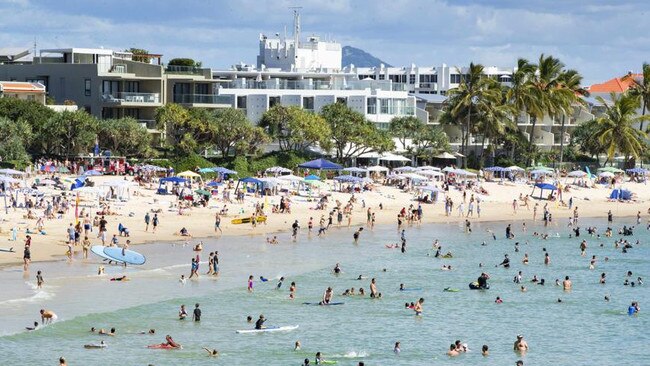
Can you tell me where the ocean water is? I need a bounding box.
[1,217,648,365]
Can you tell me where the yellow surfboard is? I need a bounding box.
[231,216,268,225]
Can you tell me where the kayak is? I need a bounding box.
[302,302,345,306]
[231,216,268,225]
[147,344,181,349]
[236,325,298,334]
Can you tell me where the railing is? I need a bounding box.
[173,94,233,105]
[219,79,409,92]
[103,92,160,103]
[368,105,415,116]
[138,119,158,130]
[165,65,204,75]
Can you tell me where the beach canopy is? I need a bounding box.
[597,166,624,173]
[140,164,166,172]
[213,167,237,175]
[334,175,363,183]
[626,167,648,174]
[435,152,456,159]
[416,165,440,171]
[278,174,303,182]
[177,171,201,178]
[160,177,187,184]
[198,167,216,173]
[0,175,21,183]
[567,170,587,177]
[418,170,445,177]
[598,171,615,178]
[0,168,25,176]
[366,165,389,172]
[504,166,525,172]
[419,185,444,192]
[265,166,292,174]
[205,181,223,187]
[298,158,342,170]
[484,166,505,172]
[379,154,411,162]
[393,166,417,172]
[530,169,554,175]
[535,183,557,190]
[195,189,210,196]
[343,167,367,173]
[610,188,632,200]
[239,177,262,184]
[399,173,429,181]
[83,169,102,176]
[452,169,477,177]
[442,166,455,172]
[304,174,321,181]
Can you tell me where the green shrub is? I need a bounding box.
[171,154,213,172]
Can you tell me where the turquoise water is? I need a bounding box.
[1,217,648,365]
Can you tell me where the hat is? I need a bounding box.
[517,334,523,338]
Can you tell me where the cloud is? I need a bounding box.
[0,0,648,85]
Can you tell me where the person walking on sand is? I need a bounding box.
[152,213,159,233]
[214,213,222,234]
[144,212,150,232]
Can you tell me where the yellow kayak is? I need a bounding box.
[231,216,268,225]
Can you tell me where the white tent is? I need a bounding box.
[416,165,441,171]
[265,166,292,174]
[278,174,304,182]
[0,168,25,176]
[379,154,411,162]
[419,170,445,178]
[567,170,587,178]
[367,165,389,172]
[452,169,477,177]
[598,171,615,178]
[393,166,417,172]
[399,173,429,181]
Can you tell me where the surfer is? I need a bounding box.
[255,314,266,329]
[321,287,333,305]
[203,347,219,357]
[40,309,57,324]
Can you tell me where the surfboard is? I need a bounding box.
[443,288,460,292]
[302,302,345,306]
[0,247,15,253]
[103,247,146,265]
[235,325,299,334]
[231,216,268,225]
[91,246,125,264]
[84,343,107,349]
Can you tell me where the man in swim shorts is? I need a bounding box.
[40,309,57,324]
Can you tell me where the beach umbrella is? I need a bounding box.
[177,171,201,178]
[416,165,439,171]
[0,168,25,176]
[598,171,615,178]
[442,166,455,173]
[265,166,292,174]
[532,182,557,199]
[625,167,648,175]
[206,181,223,187]
[504,166,525,172]
[597,166,624,174]
[304,174,320,181]
[198,167,216,173]
[435,152,456,159]
[160,177,187,184]
[194,189,210,196]
[278,174,303,182]
[484,166,505,172]
[378,154,411,162]
[83,170,102,176]
[213,167,238,175]
[393,166,417,172]
[567,170,587,177]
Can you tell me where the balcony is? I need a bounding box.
[138,119,159,130]
[173,94,233,106]
[102,92,161,105]
[165,65,204,75]
[220,79,408,92]
[368,105,415,116]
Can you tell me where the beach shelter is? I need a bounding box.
[304,174,321,181]
[198,167,216,173]
[367,165,389,172]
[0,168,26,176]
[567,170,587,178]
[484,166,505,172]
[278,174,303,182]
[298,158,342,170]
[158,176,187,194]
[598,171,615,178]
[504,166,525,172]
[393,166,417,172]
[378,154,411,162]
[177,171,201,178]
[416,165,440,171]
[213,167,238,175]
[265,166,292,175]
[597,166,624,174]
[626,168,648,175]
[531,183,557,199]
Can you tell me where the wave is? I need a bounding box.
[0,288,55,306]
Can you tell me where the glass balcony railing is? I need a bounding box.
[367,105,415,116]
[165,65,204,75]
[173,94,233,105]
[219,79,409,92]
[103,92,161,103]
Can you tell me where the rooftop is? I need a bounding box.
[588,73,641,93]
[0,81,46,92]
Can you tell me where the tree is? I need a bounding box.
[412,125,450,161]
[168,58,197,67]
[212,108,269,157]
[389,116,424,151]
[127,48,151,63]
[473,86,515,168]
[0,117,32,165]
[446,63,500,167]
[571,119,605,162]
[259,105,331,152]
[0,98,55,154]
[594,92,650,165]
[320,103,394,161]
[97,118,152,157]
[557,69,589,166]
[47,110,99,156]
[155,104,215,155]
[622,64,650,131]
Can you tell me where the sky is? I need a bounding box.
[1,0,649,85]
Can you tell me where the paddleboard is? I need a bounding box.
[443,288,460,292]
[91,246,125,264]
[321,361,338,365]
[231,216,268,225]
[103,247,146,265]
[84,343,107,349]
[236,325,299,334]
[0,247,15,253]
[302,302,345,306]
[147,344,181,349]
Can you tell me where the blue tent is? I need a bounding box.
[213,167,238,175]
[239,177,262,184]
[610,189,632,200]
[626,168,647,174]
[298,158,342,170]
[532,183,557,199]
[304,174,320,181]
[160,177,187,184]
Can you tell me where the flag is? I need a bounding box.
[75,192,80,225]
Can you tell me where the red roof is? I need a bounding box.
[0,81,46,93]
[588,73,642,93]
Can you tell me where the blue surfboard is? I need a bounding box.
[103,247,146,265]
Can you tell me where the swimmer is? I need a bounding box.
[394,341,401,354]
[563,276,572,291]
[333,263,342,275]
[513,334,529,353]
[99,327,116,336]
[40,309,57,324]
[277,277,285,289]
[179,305,188,320]
[110,275,129,282]
[482,344,489,356]
[83,340,107,349]
[266,236,279,245]
[140,329,155,335]
[203,347,219,357]
[179,275,186,284]
[413,298,424,316]
[26,321,39,331]
[447,344,459,357]
[520,286,527,292]
[294,341,301,351]
[495,296,503,304]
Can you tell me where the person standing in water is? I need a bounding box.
[370,278,378,298]
[513,334,529,353]
[353,227,363,243]
[36,270,44,289]
[247,275,254,292]
[413,298,424,315]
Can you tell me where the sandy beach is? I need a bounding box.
[1,174,648,266]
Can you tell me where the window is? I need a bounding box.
[378,74,385,80]
[84,106,91,114]
[27,77,48,91]
[269,96,281,107]
[124,108,140,119]
[125,81,139,93]
[102,80,119,96]
[409,74,416,84]
[195,83,210,94]
[84,79,91,96]
[302,96,314,110]
[236,96,247,109]
[389,75,406,83]
[367,97,377,114]
[336,97,347,105]
[450,74,461,84]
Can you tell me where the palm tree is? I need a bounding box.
[622,63,650,130]
[594,92,650,165]
[447,63,496,167]
[474,85,514,168]
[557,69,589,166]
[505,58,541,164]
[526,54,571,165]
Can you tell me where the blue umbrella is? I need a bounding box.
[206,181,222,187]
[239,177,262,184]
[304,174,321,181]
[198,167,216,173]
[298,158,342,170]
[214,167,238,175]
[626,168,647,174]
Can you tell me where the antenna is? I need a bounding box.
[33,37,38,63]
[289,6,302,48]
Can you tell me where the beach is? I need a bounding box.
[1,174,649,365]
